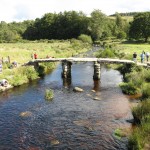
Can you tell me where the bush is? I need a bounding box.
[120,82,141,95]
[142,84,150,99]
[117,31,127,39]
[10,74,28,86]
[129,100,150,150]
[132,99,150,123]
[128,128,145,150]
[78,34,93,44]
[22,66,39,80]
[95,48,116,58]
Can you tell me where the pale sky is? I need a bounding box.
[0,0,150,23]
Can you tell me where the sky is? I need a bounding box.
[0,0,150,23]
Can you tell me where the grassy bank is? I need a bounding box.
[114,43,150,150]
[95,42,150,150]
[0,39,91,89]
[119,65,150,150]
[115,43,150,62]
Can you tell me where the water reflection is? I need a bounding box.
[93,79,100,92]
[62,77,72,89]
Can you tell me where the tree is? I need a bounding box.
[129,12,150,42]
[23,11,90,40]
[113,13,130,39]
[90,10,107,41]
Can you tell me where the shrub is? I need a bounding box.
[128,128,145,150]
[132,99,150,123]
[142,84,150,99]
[10,74,28,86]
[119,82,141,95]
[143,69,150,82]
[95,48,116,58]
[22,66,39,80]
[129,100,150,150]
[78,34,93,44]
[117,31,127,39]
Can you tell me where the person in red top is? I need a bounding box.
[34,53,37,59]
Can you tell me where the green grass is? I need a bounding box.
[129,99,150,150]
[115,43,150,62]
[0,40,91,65]
[106,43,150,150]
[0,40,91,87]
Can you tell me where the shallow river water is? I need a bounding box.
[0,51,133,150]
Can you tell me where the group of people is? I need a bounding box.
[31,53,55,59]
[133,51,149,63]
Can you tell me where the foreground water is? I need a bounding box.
[0,59,133,149]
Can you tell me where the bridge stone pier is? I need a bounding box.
[61,60,72,78]
[26,57,135,80]
[93,61,101,80]
[61,60,101,80]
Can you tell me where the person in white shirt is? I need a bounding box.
[146,52,150,62]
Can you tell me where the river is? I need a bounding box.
[0,49,133,150]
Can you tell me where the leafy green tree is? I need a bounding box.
[114,13,129,39]
[0,20,31,42]
[23,11,90,40]
[115,13,124,30]
[129,12,150,42]
[90,10,107,40]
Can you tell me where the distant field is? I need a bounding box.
[0,41,89,65]
[108,16,133,22]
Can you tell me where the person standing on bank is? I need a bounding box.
[146,52,150,62]
[0,61,2,73]
[140,52,145,63]
[133,52,137,62]
[34,53,37,59]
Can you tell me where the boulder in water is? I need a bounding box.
[73,87,84,92]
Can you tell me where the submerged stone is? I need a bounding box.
[93,97,101,100]
[73,87,84,92]
[20,111,32,117]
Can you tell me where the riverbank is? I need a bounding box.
[119,65,150,150]
[95,43,150,150]
[0,40,91,92]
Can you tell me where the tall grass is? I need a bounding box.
[129,99,150,150]
[0,40,91,64]
[118,64,150,150]
[0,40,91,87]
[95,48,116,58]
[119,66,150,96]
[0,66,39,86]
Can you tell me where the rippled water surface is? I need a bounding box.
[0,53,133,150]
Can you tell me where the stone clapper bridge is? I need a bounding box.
[26,57,149,80]
[25,57,142,80]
